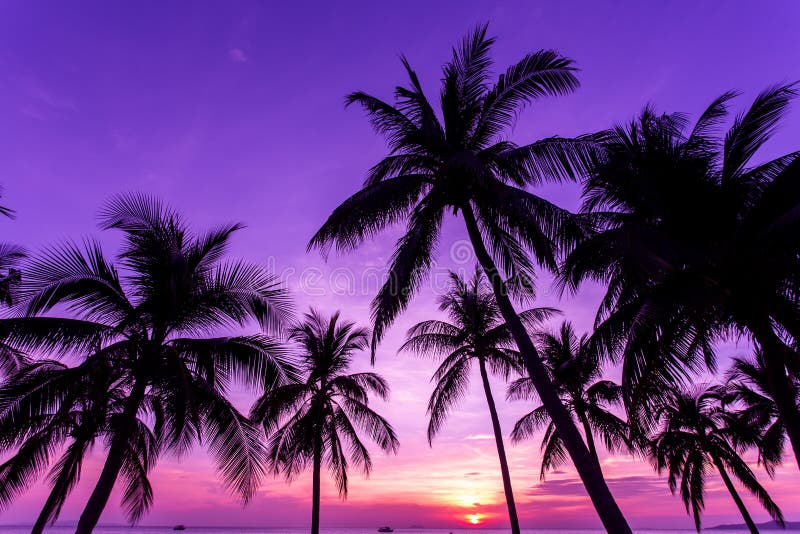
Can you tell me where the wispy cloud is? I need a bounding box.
[527,474,666,499]
[228,48,248,63]
[28,85,76,112]
[465,433,493,441]
[15,76,76,120]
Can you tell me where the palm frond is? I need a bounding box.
[474,50,579,146]
[493,136,597,185]
[308,175,431,256]
[98,192,181,235]
[723,83,797,181]
[426,359,471,444]
[370,198,443,358]
[198,384,267,503]
[338,397,399,454]
[20,240,132,323]
[35,437,90,528]
[510,405,550,443]
[686,90,738,152]
[194,261,292,334]
[0,426,63,509]
[172,335,297,393]
[0,317,116,359]
[538,421,568,480]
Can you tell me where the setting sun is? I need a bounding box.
[467,514,484,525]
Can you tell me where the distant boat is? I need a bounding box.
[377,528,393,533]
[173,526,186,531]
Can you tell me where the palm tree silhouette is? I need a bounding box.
[252,309,399,534]
[561,85,800,469]
[400,269,557,534]
[509,321,631,479]
[0,357,160,533]
[309,23,632,532]
[651,387,784,533]
[724,351,796,476]
[0,193,295,533]
[0,192,24,352]
[0,244,23,310]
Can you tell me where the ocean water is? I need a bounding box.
[0,527,757,534]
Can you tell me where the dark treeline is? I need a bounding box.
[0,23,798,534]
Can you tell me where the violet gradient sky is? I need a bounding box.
[1,0,800,530]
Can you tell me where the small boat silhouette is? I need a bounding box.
[173,526,186,531]
[377,528,393,533]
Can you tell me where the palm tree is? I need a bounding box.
[0,193,295,533]
[252,310,399,534]
[0,243,23,309]
[0,192,25,373]
[651,387,784,533]
[724,351,797,476]
[309,24,632,532]
[0,357,160,533]
[509,321,631,479]
[400,269,556,534]
[560,85,800,469]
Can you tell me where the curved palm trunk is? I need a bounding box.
[75,380,146,534]
[750,321,800,471]
[33,488,64,534]
[311,426,322,534]
[577,410,600,468]
[712,456,759,534]
[477,357,521,534]
[462,205,632,534]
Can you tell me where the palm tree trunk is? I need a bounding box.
[461,205,632,534]
[75,379,146,534]
[477,357,521,534]
[750,321,800,470]
[311,427,322,534]
[712,456,759,534]
[32,488,62,534]
[577,410,600,467]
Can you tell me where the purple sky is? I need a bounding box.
[1,0,799,529]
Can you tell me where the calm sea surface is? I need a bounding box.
[0,527,761,534]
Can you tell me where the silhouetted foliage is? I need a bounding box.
[252,309,398,534]
[561,85,800,468]
[650,387,784,533]
[309,23,631,532]
[509,321,632,479]
[0,193,295,533]
[401,268,556,534]
[0,191,24,370]
[722,351,799,476]
[0,357,159,531]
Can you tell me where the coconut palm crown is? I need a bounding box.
[509,321,631,479]
[400,268,557,534]
[309,23,632,532]
[651,387,784,533]
[723,351,798,476]
[560,85,800,468]
[0,193,296,534]
[0,357,160,532]
[251,309,399,534]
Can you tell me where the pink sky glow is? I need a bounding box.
[0,0,799,529]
